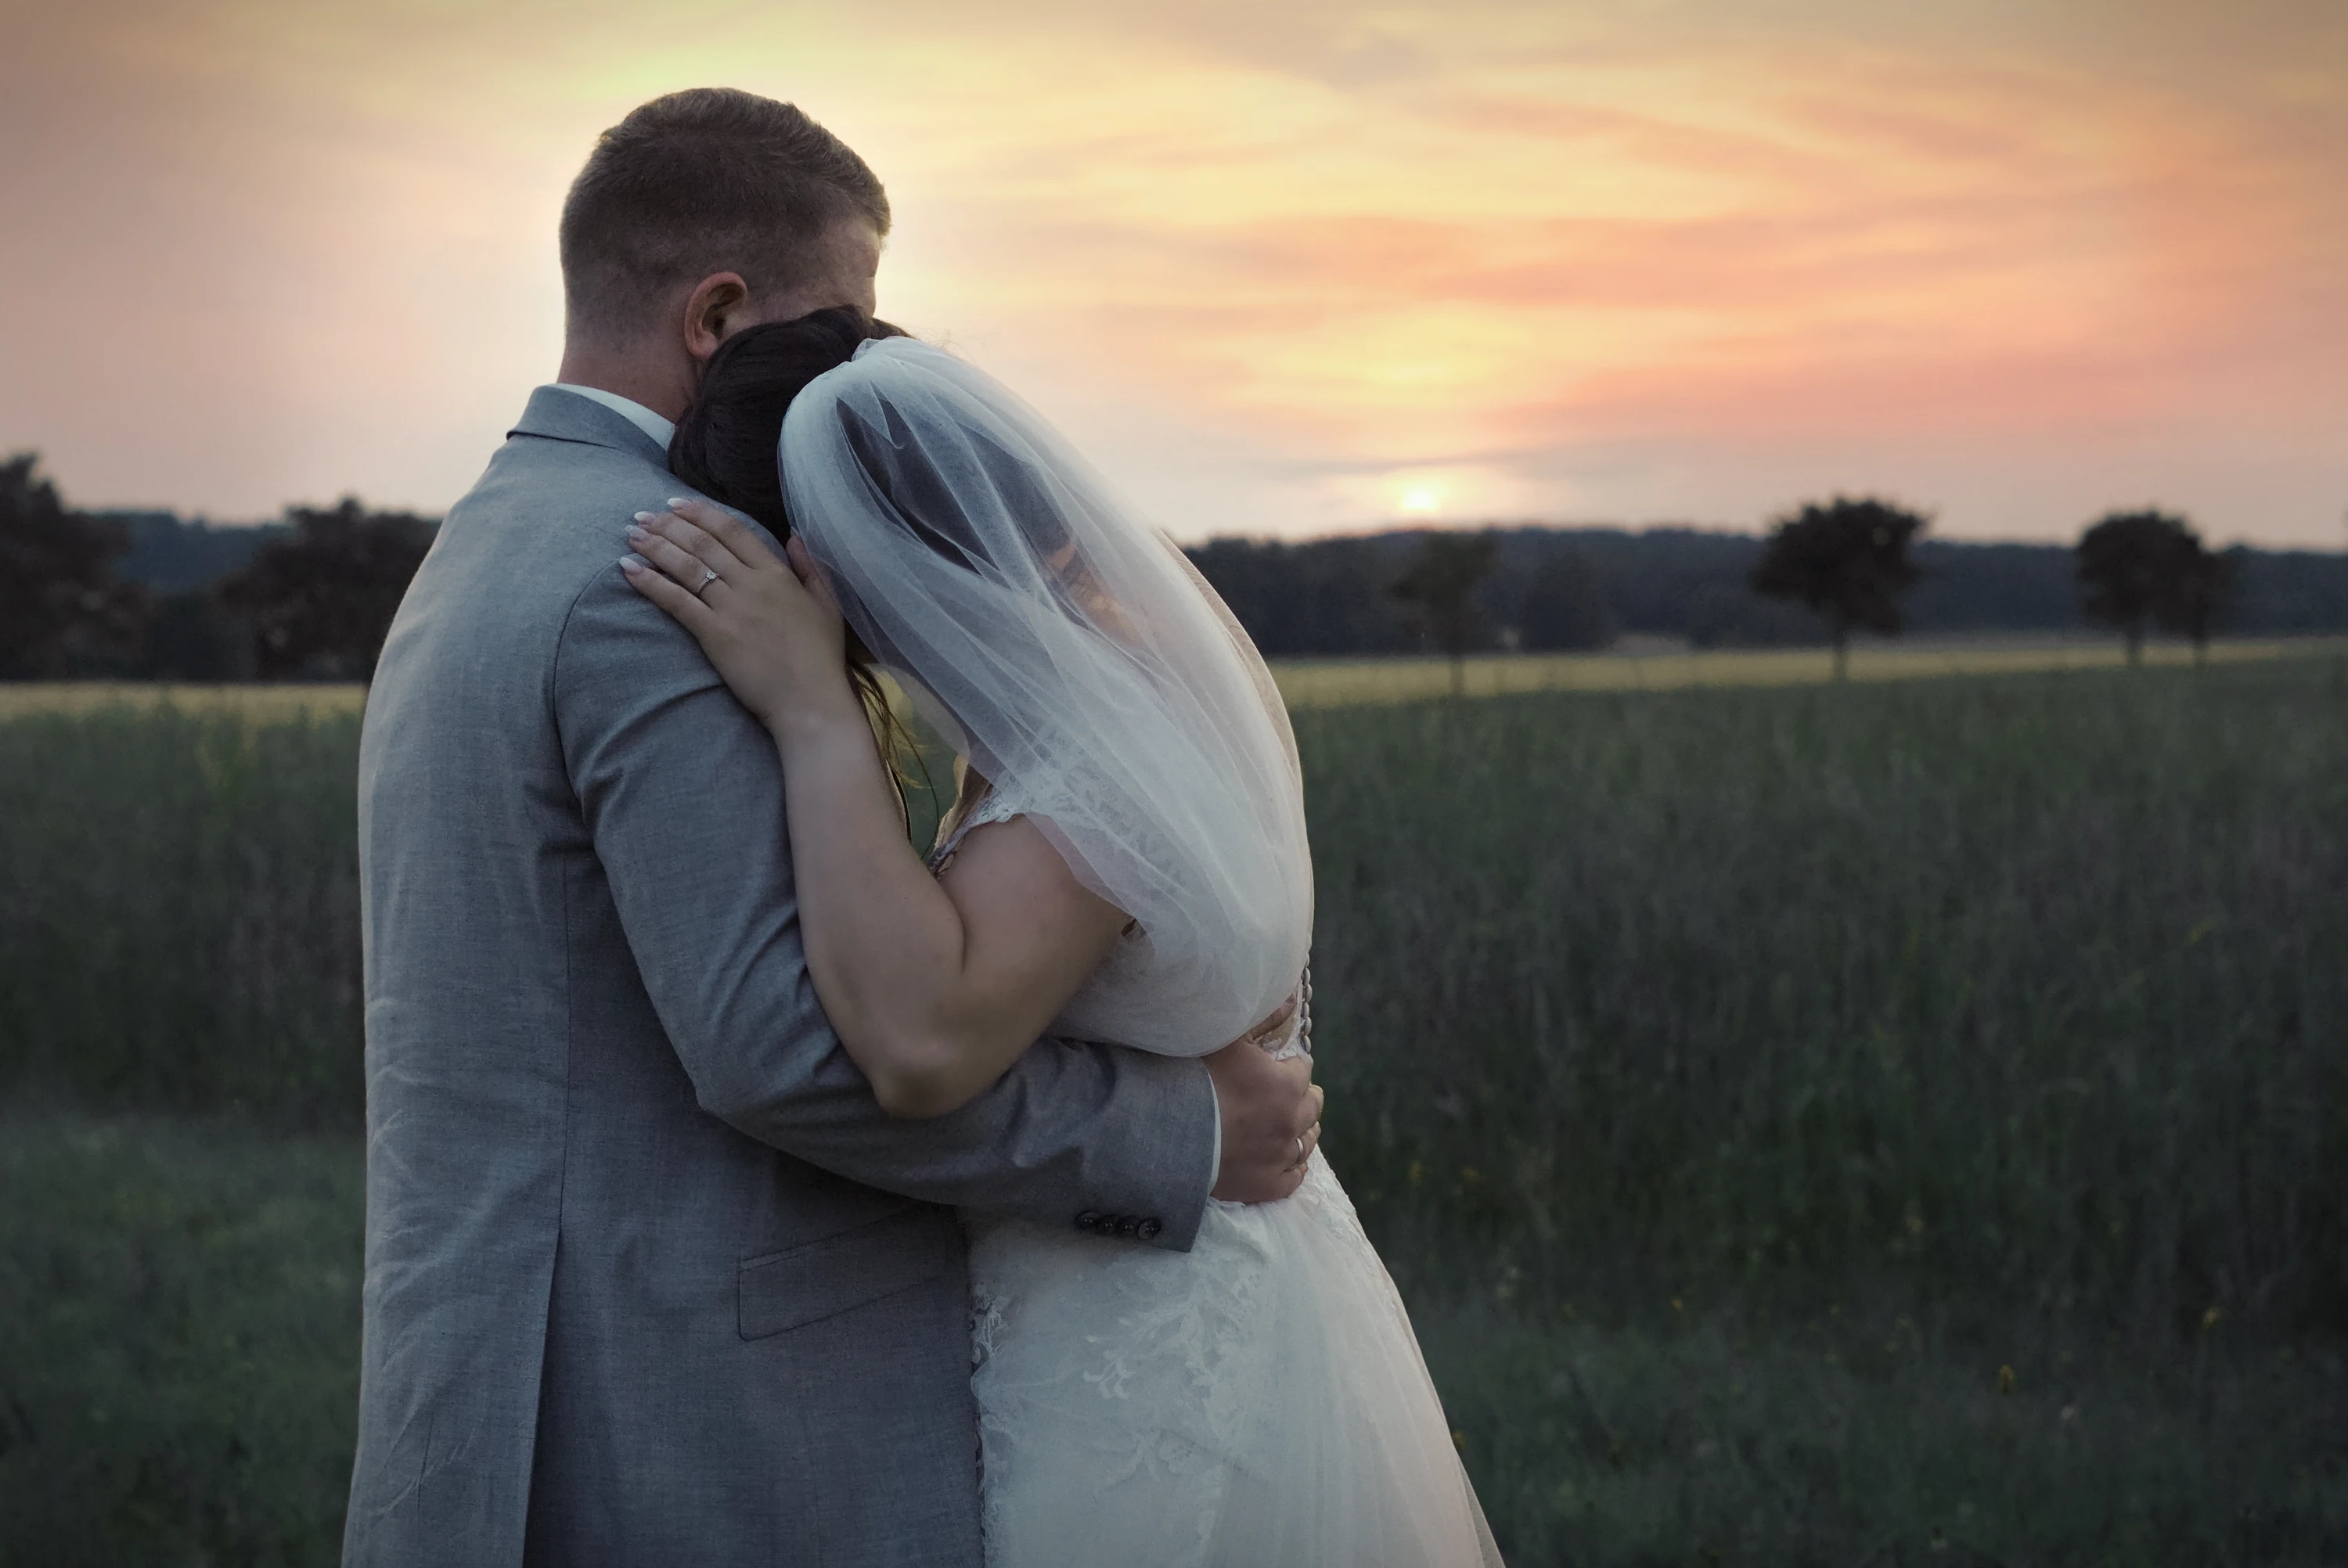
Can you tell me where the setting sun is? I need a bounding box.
[3,1,2344,543]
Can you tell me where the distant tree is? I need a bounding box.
[1516,549,1619,652]
[0,452,148,678]
[1749,496,1928,679]
[2075,509,2210,667]
[1388,530,1500,695]
[2156,537,2238,666]
[217,498,437,681]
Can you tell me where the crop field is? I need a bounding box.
[2,656,2346,1564]
[0,681,369,722]
[5,634,2339,726]
[1269,634,2345,708]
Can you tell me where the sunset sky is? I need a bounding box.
[4,0,2343,545]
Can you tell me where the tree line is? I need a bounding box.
[1,455,433,681]
[1195,501,2340,680]
[4,450,2343,682]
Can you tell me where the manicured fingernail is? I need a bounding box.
[633,511,657,523]
[667,497,690,509]
[626,526,650,544]
[619,556,642,572]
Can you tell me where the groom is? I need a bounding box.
[345,88,1321,1567]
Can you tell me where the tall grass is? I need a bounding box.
[0,704,362,1122]
[1302,658,2348,1340]
[2,660,2344,1560]
[3,665,2342,1331]
[1421,1292,2346,1563]
[0,1109,361,1567]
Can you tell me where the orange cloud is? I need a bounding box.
[1,0,2342,541]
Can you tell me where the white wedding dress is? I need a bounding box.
[780,335,1504,1566]
[936,794,1504,1568]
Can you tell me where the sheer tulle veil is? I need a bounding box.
[779,337,1313,1058]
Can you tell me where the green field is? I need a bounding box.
[3,656,2345,1563]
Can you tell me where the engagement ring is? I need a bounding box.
[693,567,719,596]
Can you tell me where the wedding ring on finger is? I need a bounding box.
[692,566,719,598]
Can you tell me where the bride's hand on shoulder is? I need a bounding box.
[621,498,860,739]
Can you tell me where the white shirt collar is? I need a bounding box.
[551,383,676,451]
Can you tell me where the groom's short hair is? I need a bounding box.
[561,88,890,342]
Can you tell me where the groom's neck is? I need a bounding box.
[554,337,693,425]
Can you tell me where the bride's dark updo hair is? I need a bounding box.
[668,304,906,536]
[672,304,931,818]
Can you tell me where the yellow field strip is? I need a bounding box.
[1268,636,2348,709]
[3,636,2342,721]
[0,683,369,721]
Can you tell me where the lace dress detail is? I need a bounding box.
[929,783,1029,870]
[966,1157,1500,1566]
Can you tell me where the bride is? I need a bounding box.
[619,306,1502,1567]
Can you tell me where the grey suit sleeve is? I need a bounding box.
[552,561,1219,1250]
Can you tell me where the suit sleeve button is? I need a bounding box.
[1136,1217,1162,1241]
[1115,1216,1140,1237]
[1075,1211,1103,1232]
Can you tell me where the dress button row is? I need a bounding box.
[1073,1211,1161,1241]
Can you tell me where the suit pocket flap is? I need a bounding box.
[737,1204,960,1340]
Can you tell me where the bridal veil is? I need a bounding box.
[779,337,1313,1059]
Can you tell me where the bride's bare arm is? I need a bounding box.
[621,498,1133,1118]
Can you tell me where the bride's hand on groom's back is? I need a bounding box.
[1206,998,1323,1203]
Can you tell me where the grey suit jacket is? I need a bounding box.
[344,388,1218,1567]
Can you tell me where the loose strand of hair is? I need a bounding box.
[844,653,938,840]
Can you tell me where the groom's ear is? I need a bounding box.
[681,272,754,365]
